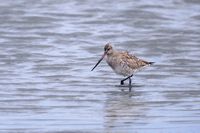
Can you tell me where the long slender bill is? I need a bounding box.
[91,52,106,71]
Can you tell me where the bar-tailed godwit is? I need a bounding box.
[91,43,154,91]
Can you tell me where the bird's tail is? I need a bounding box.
[148,62,155,65]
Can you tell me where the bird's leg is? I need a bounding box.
[120,80,125,85]
[120,74,133,85]
[120,76,130,85]
[129,77,132,92]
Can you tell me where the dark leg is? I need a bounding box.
[120,74,133,85]
[120,80,125,85]
[129,77,132,92]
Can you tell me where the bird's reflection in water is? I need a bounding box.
[104,89,148,132]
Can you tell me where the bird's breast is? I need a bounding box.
[106,55,129,76]
[106,56,117,69]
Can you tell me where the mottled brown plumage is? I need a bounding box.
[92,43,154,91]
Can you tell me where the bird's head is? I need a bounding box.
[91,43,113,71]
[104,43,113,55]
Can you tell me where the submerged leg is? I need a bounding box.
[129,77,132,92]
[120,74,133,85]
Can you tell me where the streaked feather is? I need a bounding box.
[106,48,153,76]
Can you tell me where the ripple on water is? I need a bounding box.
[0,0,200,132]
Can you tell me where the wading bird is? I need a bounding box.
[91,43,154,92]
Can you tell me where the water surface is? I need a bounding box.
[0,0,200,132]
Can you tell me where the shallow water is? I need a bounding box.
[0,0,200,132]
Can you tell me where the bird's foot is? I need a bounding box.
[120,80,124,85]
